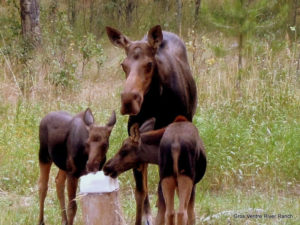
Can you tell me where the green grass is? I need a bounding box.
[0,12,299,223]
[0,92,299,224]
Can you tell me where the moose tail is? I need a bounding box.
[171,137,180,177]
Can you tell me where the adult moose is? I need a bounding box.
[37,109,116,225]
[106,25,197,225]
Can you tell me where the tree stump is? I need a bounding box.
[79,171,124,225]
[81,191,124,225]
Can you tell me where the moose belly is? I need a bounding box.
[50,144,68,171]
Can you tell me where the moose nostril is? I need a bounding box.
[133,92,139,100]
[103,167,110,175]
[132,93,141,104]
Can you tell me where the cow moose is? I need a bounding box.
[106,25,197,225]
[104,116,206,225]
[37,108,116,225]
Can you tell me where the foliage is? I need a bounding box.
[202,0,288,35]
[78,33,105,76]
[0,0,299,224]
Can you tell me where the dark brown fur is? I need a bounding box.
[158,121,206,225]
[38,109,116,225]
[106,25,197,225]
[104,117,206,225]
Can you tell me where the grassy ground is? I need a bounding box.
[0,32,299,224]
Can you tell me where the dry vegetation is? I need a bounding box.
[0,0,299,224]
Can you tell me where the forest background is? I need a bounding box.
[0,0,299,224]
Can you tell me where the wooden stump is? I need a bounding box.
[80,190,124,225]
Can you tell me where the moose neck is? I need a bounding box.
[139,143,159,165]
[144,67,161,104]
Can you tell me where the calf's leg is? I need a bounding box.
[161,177,176,225]
[66,176,78,225]
[38,162,52,225]
[187,187,196,225]
[155,182,166,225]
[55,169,67,225]
[133,164,152,225]
[177,175,193,225]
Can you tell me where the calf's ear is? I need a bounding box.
[148,25,163,52]
[84,108,94,126]
[139,118,156,133]
[106,27,131,50]
[141,128,165,145]
[106,111,116,132]
[130,123,140,142]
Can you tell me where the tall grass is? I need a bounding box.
[0,15,299,225]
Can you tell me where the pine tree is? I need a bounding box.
[202,0,289,89]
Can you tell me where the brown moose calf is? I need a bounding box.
[157,116,206,225]
[104,116,206,225]
[38,108,116,225]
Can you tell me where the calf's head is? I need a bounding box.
[106,25,163,115]
[83,109,116,173]
[104,118,163,178]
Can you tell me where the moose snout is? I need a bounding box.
[86,162,100,173]
[121,92,142,115]
[103,162,118,178]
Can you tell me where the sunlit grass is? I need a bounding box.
[0,28,299,224]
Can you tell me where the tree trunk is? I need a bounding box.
[68,0,76,25]
[20,0,41,46]
[49,0,58,33]
[125,0,135,26]
[297,52,300,79]
[176,0,182,35]
[89,0,95,32]
[236,33,243,91]
[194,0,201,25]
[83,0,87,33]
[238,33,243,71]
[287,0,299,40]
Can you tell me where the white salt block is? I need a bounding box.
[80,171,119,193]
[79,171,124,225]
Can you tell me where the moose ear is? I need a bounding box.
[139,118,156,134]
[141,128,165,146]
[130,123,140,142]
[148,25,163,51]
[83,108,94,126]
[106,26,131,50]
[106,110,116,132]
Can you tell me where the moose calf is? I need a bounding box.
[104,116,206,225]
[38,108,116,225]
[157,116,206,225]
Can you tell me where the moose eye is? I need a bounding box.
[145,62,153,73]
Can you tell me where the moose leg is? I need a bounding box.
[187,186,196,225]
[66,176,78,225]
[155,182,166,225]
[144,194,152,225]
[133,163,151,225]
[161,177,176,225]
[38,162,52,225]
[177,175,193,225]
[55,169,67,225]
